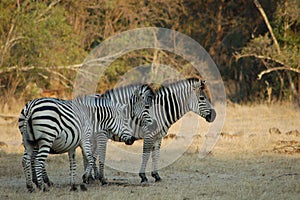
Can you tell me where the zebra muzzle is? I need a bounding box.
[205,109,216,122]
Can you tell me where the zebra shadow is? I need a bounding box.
[89,177,154,187]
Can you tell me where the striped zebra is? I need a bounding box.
[18,96,128,192]
[85,84,156,185]
[98,78,215,183]
[136,78,216,183]
[90,79,215,184]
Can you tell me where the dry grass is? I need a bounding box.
[0,103,299,199]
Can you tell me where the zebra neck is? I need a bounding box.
[154,87,191,128]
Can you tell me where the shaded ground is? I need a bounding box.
[0,104,299,199]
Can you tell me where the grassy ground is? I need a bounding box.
[0,103,299,199]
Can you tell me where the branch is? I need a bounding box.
[0,113,19,119]
[0,22,15,66]
[43,68,73,88]
[258,67,300,80]
[234,52,285,66]
[253,0,281,53]
[0,64,82,74]
[35,0,62,23]
[234,52,300,79]
[83,49,127,66]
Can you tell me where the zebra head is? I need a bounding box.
[190,80,216,123]
[130,84,154,118]
[130,84,157,132]
[110,103,128,134]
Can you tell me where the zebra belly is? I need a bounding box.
[51,130,81,153]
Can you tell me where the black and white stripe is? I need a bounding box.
[18,97,127,192]
[89,78,216,184]
[133,78,216,183]
[86,84,156,185]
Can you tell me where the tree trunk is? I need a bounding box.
[209,0,224,63]
[298,75,300,95]
[286,72,298,102]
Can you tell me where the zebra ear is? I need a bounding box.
[200,80,206,90]
[131,88,144,117]
[133,88,143,101]
[120,104,127,111]
[193,80,206,90]
[118,104,128,117]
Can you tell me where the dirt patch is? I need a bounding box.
[272,140,300,154]
[0,104,299,199]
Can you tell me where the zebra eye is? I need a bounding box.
[199,96,205,101]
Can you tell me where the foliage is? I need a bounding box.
[0,0,85,101]
[236,0,300,103]
[0,0,299,105]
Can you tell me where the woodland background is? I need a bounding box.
[0,0,300,106]
[1,1,300,198]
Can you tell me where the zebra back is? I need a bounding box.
[73,96,127,135]
[101,84,154,119]
[95,84,156,139]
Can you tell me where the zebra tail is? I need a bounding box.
[19,108,34,143]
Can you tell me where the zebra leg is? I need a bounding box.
[80,138,94,191]
[83,132,101,182]
[34,146,50,191]
[91,133,99,180]
[68,150,78,191]
[92,156,99,180]
[42,164,53,187]
[139,136,154,183]
[97,131,108,185]
[22,144,35,192]
[151,138,162,182]
[31,148,53,187]
[31,148,38,187]
[82,148,97,182]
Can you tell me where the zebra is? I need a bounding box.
[136,78,216,183]
[95,78,215,183]
[89,79,215,184]
[18,96,128,192]
[84,84,156,185]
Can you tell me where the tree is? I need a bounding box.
[235,0,300,103]
[0,0,85,102]
[0,0,299,105]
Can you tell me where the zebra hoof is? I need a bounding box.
[70,185,78,191]
[100,178,108,186]
[37,184,48,192]
[27,186,35,193]
[80,183,88,191]
[82,174,89,184]
[101,182,108,187]
[42,186,50,192]
[151,172,161,182]
[139,173,148,183]
[87,175,95,183]
[45,180,54,187]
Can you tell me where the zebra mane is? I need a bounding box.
[103,83,152,94]
[73,95,116,107]
[157,77,204,92]
[101,83,155,105]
